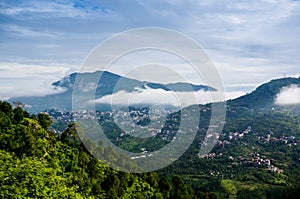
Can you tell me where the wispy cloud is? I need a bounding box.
[0,0,118,20]
[1,1,85,18]
[1,25,59,38]
[275,84,300,105]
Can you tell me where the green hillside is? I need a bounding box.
[0,100,217,199]
[228,77,300,109]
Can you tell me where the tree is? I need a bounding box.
[37,113,52,130]
[0,101,13,118]
[171,175,193,199]
[61,122,83,144]
[13,107,24,124]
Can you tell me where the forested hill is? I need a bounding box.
[0,100,217,199]
[228,77,300,109]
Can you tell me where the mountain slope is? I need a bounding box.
[228,77,300,109]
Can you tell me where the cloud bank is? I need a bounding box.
[91,87,244,107]
[275,84,300,105]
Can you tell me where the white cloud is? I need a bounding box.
[0,62,71,98]
[91,86,244,107]
[2,25,59,38]
[275,84,300,105]
[0,84,67,99]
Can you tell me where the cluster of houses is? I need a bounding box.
[201,152,223,159]
[207,125,299,173]
[47,109,111,124]
[46,109,74,124]
[47,107,182,141]
[202,151,284,173]
[233,153,283,173]
[270,135,297,147]
[216,126,298,148]
[237,153,283,173]
[47,109,114,134]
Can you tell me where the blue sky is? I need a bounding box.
[0,0,300,98]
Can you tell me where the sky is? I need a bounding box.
[0,0,300,100]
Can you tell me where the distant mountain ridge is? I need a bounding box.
[52,71,216,92]
[11,71,300,113]
[12,70,216,113]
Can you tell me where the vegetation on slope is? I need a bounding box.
[0,101,219,199]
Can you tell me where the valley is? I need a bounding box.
[1,76,300,198]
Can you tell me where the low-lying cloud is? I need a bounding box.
[91,87,244,107]
[275,84,300,105]
[0,84,68,100]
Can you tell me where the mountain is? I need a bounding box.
[228,77,300,109]
[52,71,216,93]
[11,70,216,113]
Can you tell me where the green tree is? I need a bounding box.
[37,113,52,130]
[171,175,194,199]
